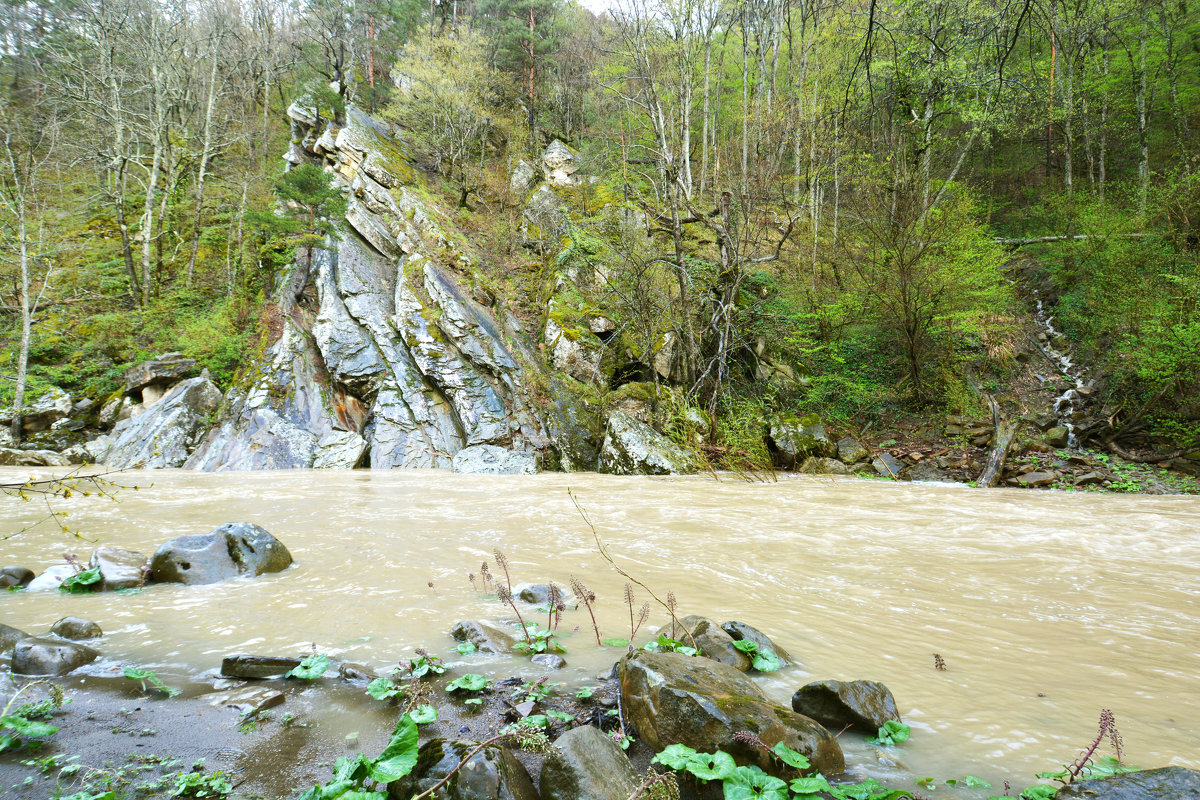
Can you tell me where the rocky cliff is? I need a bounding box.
[141,104,550,471]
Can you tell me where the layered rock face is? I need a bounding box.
[187,104,549,470]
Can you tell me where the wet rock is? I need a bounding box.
[12,637,99,676]
[540,724,639,800]
[1074,471,1104,486]
[670,615,750,672]
[531,653,567,670]
[220,655,303,679]
[25,564,77,591]
[207,686,286,715]
[544,378,600,472]
[0,447,71,467]
[0,566,34,588]
[516,584,568,605]
[1056,767,1200,799]
[102,376,223,468]
[450,620,516,654]
[1045,426,1070,448]
[837,437,869,465]
[620,651,843,776]
[790,680,900,733]
[452,445,539,475]
[1015,471,1057,488]
[908,462,951,482]
[872,452,907,479]
[50,616,103,640]
[124,354,196,398]
[98,395,123,428]
[767,415,836,467]
[598,410,693,476]
[62,443,92,464]
[150,522,292,585]
[0,623,30,652]
[339,662,378,685]
[720,621,793,667]
[388,739,538,800]
[90,547,149,591]
[799,456,849,475]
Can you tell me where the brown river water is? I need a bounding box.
[1,468,1197,792]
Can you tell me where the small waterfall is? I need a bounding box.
[1032,296,1091,447]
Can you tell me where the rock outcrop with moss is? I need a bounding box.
[186,104,549,470]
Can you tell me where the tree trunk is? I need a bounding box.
[977,395,1017,488]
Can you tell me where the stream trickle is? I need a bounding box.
[1,469,1197,793]
[1032,298,1092,446]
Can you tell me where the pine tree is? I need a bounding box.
[476,0,562,139]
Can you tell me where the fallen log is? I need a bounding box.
[977,394,1018,488]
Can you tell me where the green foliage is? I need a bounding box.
[0,713,58,753]
[641,633,698,657]
[512,623,565,655]
[275,163,347,237]
[59,566,101,593]
[171,765,233,799]
[446,673,490,692]
[867,721,911,746]
[296,714,419,800]
[729,640,782,673]
[123,667,181,698]
[285,653,330,681]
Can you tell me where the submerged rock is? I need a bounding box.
[721,621,793,667]
[12,637,99,676]
[1057,767,1200,799]
[150,522,292,585]
[619,650,844,776]
[450,620,516,654]
[598,410,693,476]
[790,680,900,733]
[388,739,538,800]
[50,616,103,640]
[0,623,30,652]
[221,654,303,679]
[540,724,639,800]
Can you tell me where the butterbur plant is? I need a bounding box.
[493,549,512,592]
[571,575,602,645]
[496,585,534,650]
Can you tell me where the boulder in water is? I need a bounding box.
[1056,767,1200,799]
[619,650,844,776]
[664,615,751,672]
[599,410,693,476]
[12,637,99,676]
[540,724,639,800]
[388,739,538,800]
[790,679,900,733]
[767,414,837,467]
[721,620,793,667]
[90,546,149,591]
[221,654,303,679]
[799,456,849,475]
[0,623,30,653]
[0,566,34,588]
[25,564,77,591]
[50,616,103,640]
[150,522,292,585]
[449,620,516,655]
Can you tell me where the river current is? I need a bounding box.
[1,469,1197,791]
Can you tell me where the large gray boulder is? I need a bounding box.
[101,376,223,468]
[12,637,99,676]
[544,315,605,387]
[388,739,538,800]
[599,410,693,476]
[540,724,639,800]
[6,387,72,432]
[452,445,538,475]
[90,546,149,591]
[767,414,836,467]
[791,680,901,733]
[542,140,580,187]
[666,615,750,672]
[124,353,196,399]
[619,651,844,776]
[0,447,71,467]
[150,522,292,585]
[1057,767,1200,799]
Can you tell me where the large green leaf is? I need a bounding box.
[286,653,330,680]
[0,715,58,738]
[731,639,759,653]
[409,705,438,724]
[446,673,489,692]
[722,765,789,800]
[367,715,419,782]
[651,743,698,770]
[123,667,181,697]
[366,677,403,701]
[867,720,911,746]
[751,649,782,673]
[771,741,811,770]
[685,750,737,781]
[59,566,102,593]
